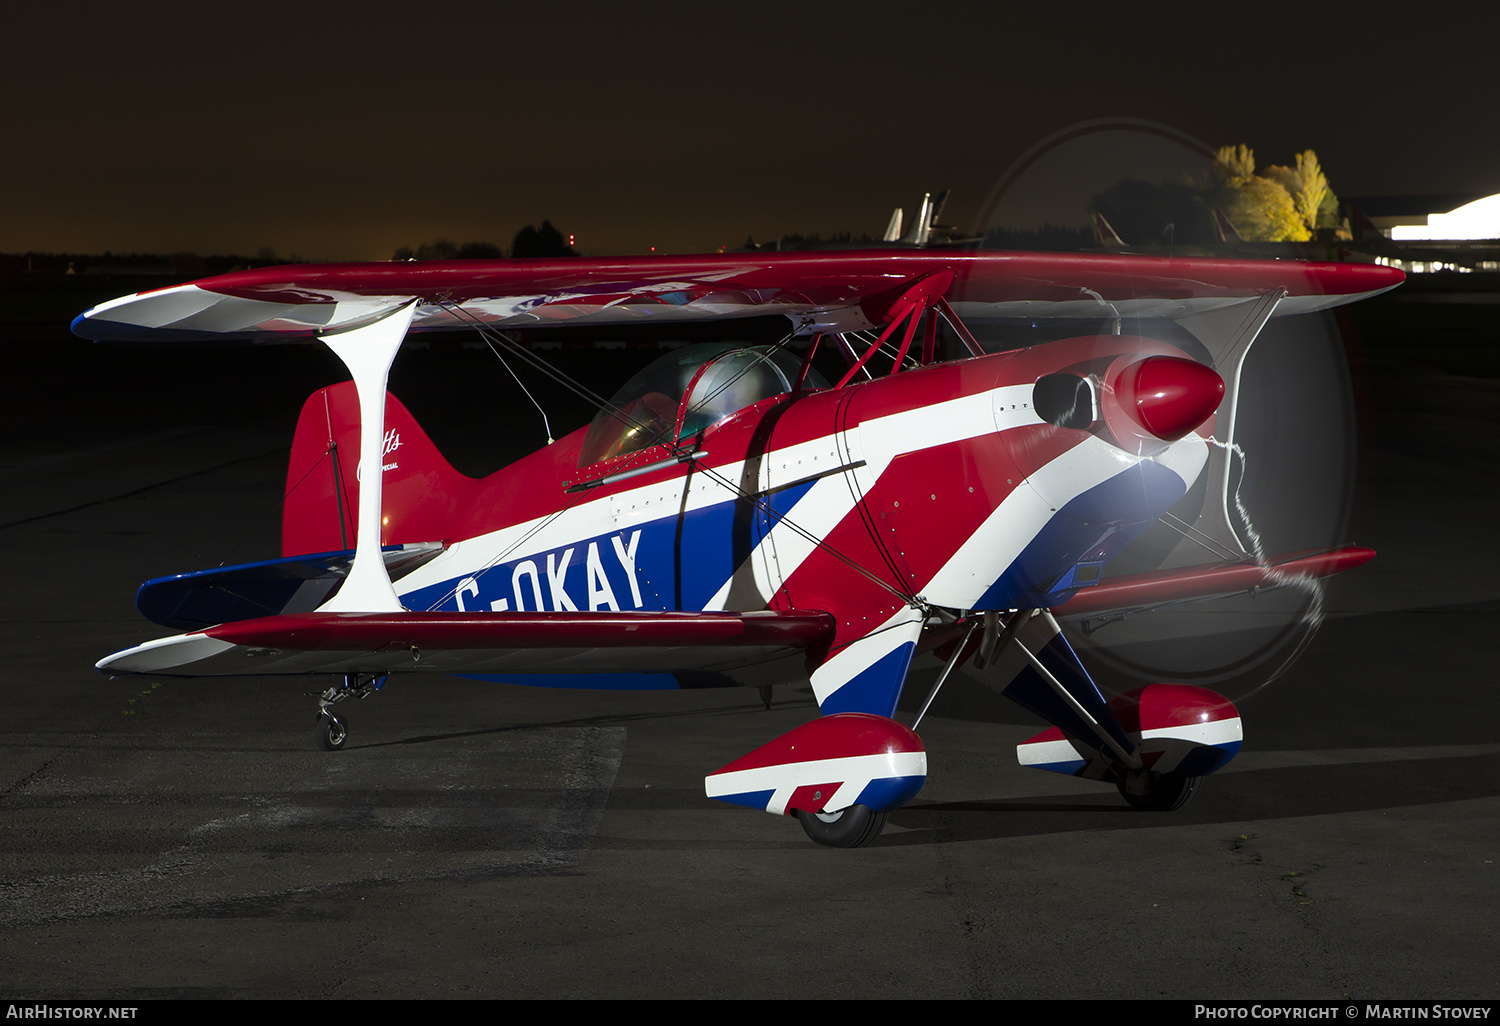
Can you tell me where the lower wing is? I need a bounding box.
[97,609,834,679]
[1049,545,1375,621]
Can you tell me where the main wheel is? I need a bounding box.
[795,805,888,848]
[317,713,347,752]
[1117,771,1200,811]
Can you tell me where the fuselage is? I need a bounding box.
[394,336,1212,647]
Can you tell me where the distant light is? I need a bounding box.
[568,234,575,246]
[1391,194,1500,240]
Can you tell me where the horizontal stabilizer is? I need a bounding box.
[98,609,834,678]
[135,544,444,630]
[1049,546,1375,620]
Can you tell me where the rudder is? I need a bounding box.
[282,382,473,557]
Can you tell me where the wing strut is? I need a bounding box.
[316,302,419,613]
[1173,287,1287,560]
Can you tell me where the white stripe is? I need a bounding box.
[922,432,1208,608]
[858,385,1036,473]
[1140,717,1243,747]
[705,750,928,815]
[809,609,924,706]
[745,385,1036,596]
[398,456,748,599]
[1016,737,1087,768]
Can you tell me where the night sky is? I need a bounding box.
[7,1,1495,261]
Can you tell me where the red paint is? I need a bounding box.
[179,251,1404,310]
[1112,356,1224,441]
[1050,546,1376,618]
[1108,684,1240,733]
[708,712,923,776]
[206,608,834,650]
[283,382,477,555]
[76,250,1405,344]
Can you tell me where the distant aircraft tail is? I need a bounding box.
[1092,213,1127,249]
[282,381,474,557]
[1213,209,1245,243]
[900,193,936,246]
[882,207,904,243]
[884,190,952,246]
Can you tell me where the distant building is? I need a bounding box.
[1347,193,1500,272]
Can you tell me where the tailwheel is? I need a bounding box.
[312,673,385,751]
[1116,770,1201,811]
[796,805,888,848]
[317,712,348,752]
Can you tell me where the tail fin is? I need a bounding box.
[282,381,473,557]
[1213,208,1244,243]
[901,192,935,246]
[1093,213,1128,249]
[882,207,904,242]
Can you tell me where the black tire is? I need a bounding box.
[1117,771,1201,811]
[795,805,888,848]
[317,713,347,752]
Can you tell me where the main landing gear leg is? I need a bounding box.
[313,673,385,751]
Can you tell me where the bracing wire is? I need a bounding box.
[414,303,922,613]
[478,335,554,444]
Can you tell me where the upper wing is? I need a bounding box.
[1048,546,1376,621]
[97,609,834,679]
[72,250,1404,344]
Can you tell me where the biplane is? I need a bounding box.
[75,250,1400,847]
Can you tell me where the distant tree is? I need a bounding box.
[170,252,206,276]
[1260,164,1303,206]
[457,241,504,259]
[1203,145,1344,242]
[1090,178,1215,246]
[417,239,459,260]
[1214,144,1257,187]
[1220,175,1308,242]
[512,221,576,258]
[982,224,1096,251]
[1295,150,1340,230]
[392,239,504,261]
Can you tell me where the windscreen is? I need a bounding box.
[578,343,820,467]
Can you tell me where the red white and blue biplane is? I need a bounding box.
[74,250,1399,847]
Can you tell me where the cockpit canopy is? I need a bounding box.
[578,343,823,467]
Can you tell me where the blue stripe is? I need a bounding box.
[1175,740,1242,776]
[401,478,817,615]
[707,788,777,812]
[819,640,916,717]
[853,773,926,812]
[973,458,1188,610]
[999,629,1136,759]
[135,547,383,629]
